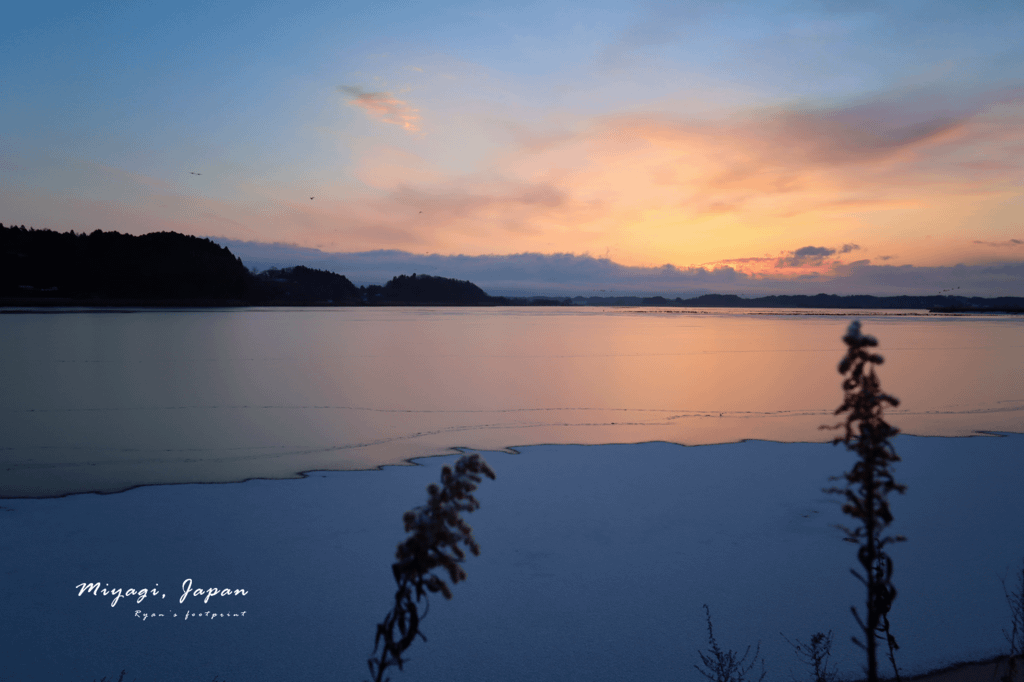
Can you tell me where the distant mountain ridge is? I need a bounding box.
[3,224,1022,310]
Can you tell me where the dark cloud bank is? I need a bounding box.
[211,238,1024,298]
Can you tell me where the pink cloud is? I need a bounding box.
[338,86,420,132]
[16,82,1022,275]
[313,87,1023,264]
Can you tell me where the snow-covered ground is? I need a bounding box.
[2,433,1022,682]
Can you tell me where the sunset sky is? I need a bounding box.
[2,0,1023,295]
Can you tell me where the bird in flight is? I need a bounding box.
[310,197,315,200]
[189,171,202,175]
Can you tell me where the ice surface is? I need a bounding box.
[1,434,1022,682]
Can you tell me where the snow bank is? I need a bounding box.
[1,434,1021,682]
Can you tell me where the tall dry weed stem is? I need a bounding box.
[822,321,905,682]
[366,453,495,682]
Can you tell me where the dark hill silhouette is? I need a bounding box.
[364,273,499,305]
[1,224,250,303]
[4,223,1021,310]
[1,225,505,307]
[253,265,361,305]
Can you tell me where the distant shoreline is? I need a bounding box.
[3,296,1024,312]
[6,226,1024,311]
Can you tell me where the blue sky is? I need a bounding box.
[3,0,1023,294]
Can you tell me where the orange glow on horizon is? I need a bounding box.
[6,96,1021,277]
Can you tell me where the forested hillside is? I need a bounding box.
[1,224,250,303]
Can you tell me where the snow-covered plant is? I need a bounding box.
[695,604,767,682]
[366,453,496,682]
[822,321,905,682]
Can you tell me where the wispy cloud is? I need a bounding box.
[309,85,1024,268]
[338,85,421,132]
[698,243,866,277]
[974,238,1024,247]
[21,78,1020,280]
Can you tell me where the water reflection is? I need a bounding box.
[2,307,1021,496]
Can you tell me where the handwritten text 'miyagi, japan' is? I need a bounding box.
[75,580,248,607]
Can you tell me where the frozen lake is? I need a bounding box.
[1,436,1023,682]
[1,307,1022,681]
[2,307,1022,496]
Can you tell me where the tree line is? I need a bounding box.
[0,224,552,306]
[3,224,1020,309]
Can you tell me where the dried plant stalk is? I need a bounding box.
[822,321,905,682]
[1002,559,1024,682]
[696,604,767,682]
[367,453,496,682]
[782,630,840,682]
